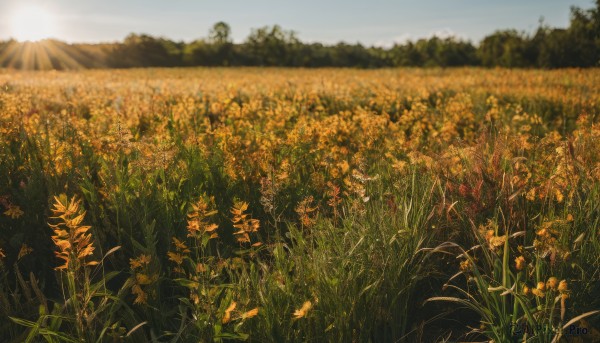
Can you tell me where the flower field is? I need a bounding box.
[1,67,600,342]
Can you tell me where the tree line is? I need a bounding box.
[1,1,598,69]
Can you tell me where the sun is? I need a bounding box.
[8,4,58,42]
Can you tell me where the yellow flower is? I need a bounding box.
[139,254,151,265]
[546,277,558,290]
[460,259,471,272]
[132,284,147,305]
[555,189,564,203]
[49,195,98,271]
[242,307,259,319]
[231,201,260,244]
[515,256,526,271]
[558,280,568,293]
[222,301,237,324]
[532,288,545,298]
[167,251,184,265]
[4,205,24,219]
[526,188,536,201]
[536,281,546,291]
[136,273,152,285]
[130,254,151,269]
[293,300,312,319]
[488,235,507,250]
[196,262,206,273]
[172,237,190,253]
[522,285,531,296]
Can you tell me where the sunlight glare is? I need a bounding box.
[9,4,58,42]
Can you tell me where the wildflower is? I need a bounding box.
[532,288,545,298]
[222,301,237,324]
[135,273,152,285]
[195,262,206,273]
[187,197,218,239]
[515,256,526,271]
[4,205,24,219]
[522,285,531,296]
[242,308,259,319]
[526,188,536,201]
[295,196,318,227]
[558,280,568,293]
[231,201,260,244]
[460,259,472,272]
[167,251,185,265]
[293,300,312,319]
[536,281,546,291]
[546,277,558,290]
[132,284,148,305]
[326,182,342,210]
[49,195,98,271]
[488,235,507,250]
[130,254,151,269]
[555,189,564,203]
[172,237,190,253]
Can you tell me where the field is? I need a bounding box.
[1,67,600,342]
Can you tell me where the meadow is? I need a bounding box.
[1,67,600,342]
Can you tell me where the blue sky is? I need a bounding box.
[0,0,594,45]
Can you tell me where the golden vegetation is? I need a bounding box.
[0,67,599,342]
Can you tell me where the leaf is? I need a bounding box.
[102,246,121,260]
[126,321,147,337]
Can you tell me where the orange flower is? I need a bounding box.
[132,284,148,305]
[222,301,237,324]
[187,197,219,239]
[460,259,472,272]
[48,195,97,271]
[130,254,151,269]
[231,201,260,244]
[242,307,259,319]
[558,280,568,293]
[515,256,526,271]
[546,277,558,290]
[172,237,190,253]
[293,301,312,319]
[536,281,546,291]
[532,288,545,298]
[167,251,184,265]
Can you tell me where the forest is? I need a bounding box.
[0,2,599,70]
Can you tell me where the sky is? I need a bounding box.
[0,0,595,46]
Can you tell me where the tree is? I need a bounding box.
[107,34,182,68]
[244,25,301,66]
[478,30,529,67]
[209,22,232,45]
